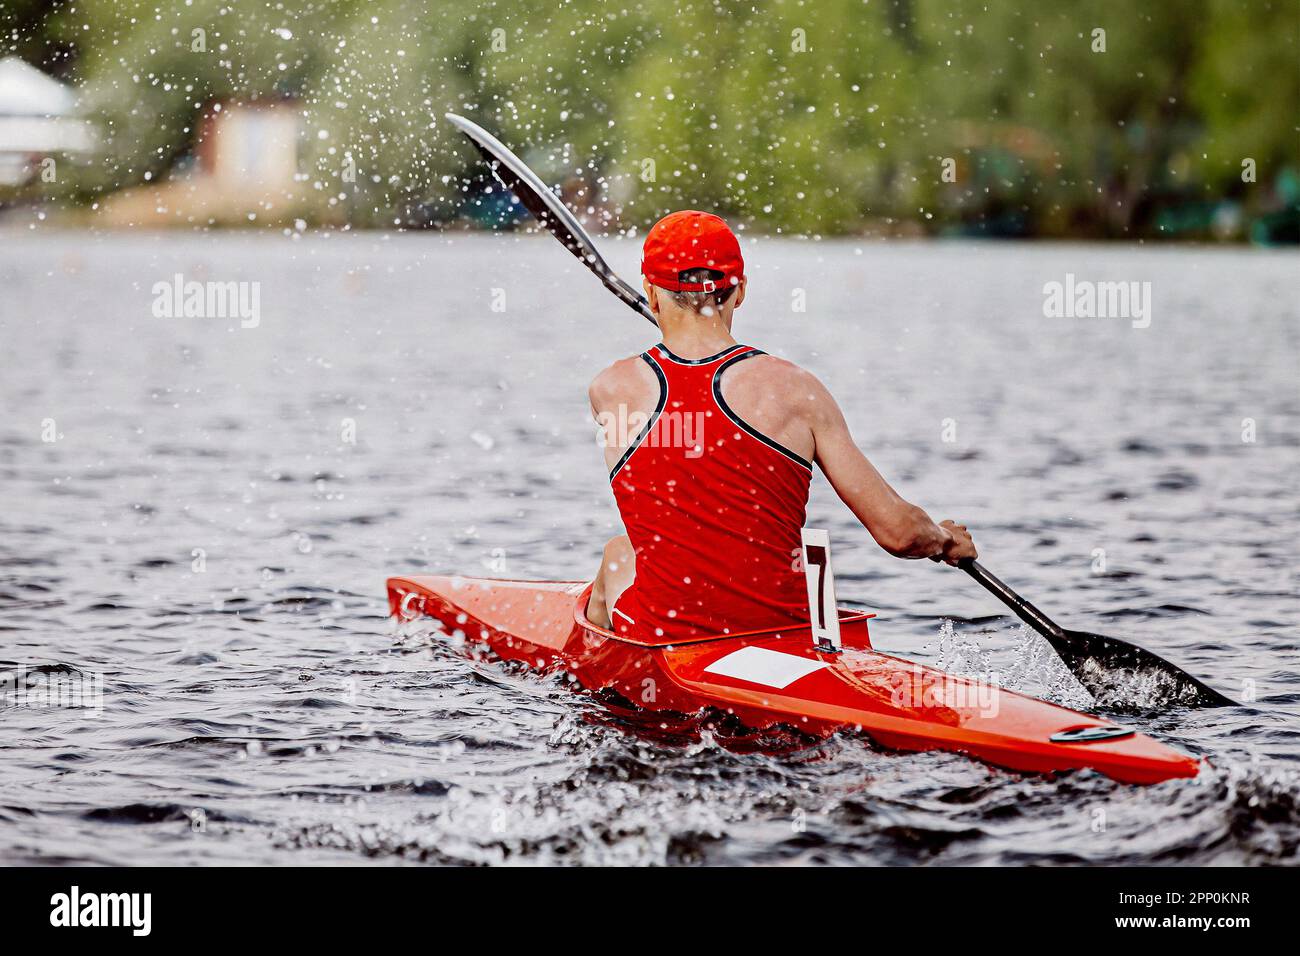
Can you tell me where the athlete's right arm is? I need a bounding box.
[800,371,976,565]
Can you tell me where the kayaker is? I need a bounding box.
[587,210,976,638]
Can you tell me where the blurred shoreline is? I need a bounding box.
[3,3,1296,245]
[3,218,1294,248]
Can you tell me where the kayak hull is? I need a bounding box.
[387,574,1200,785]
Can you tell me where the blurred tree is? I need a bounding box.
[0,0,77,75]
[5,0,1295,238]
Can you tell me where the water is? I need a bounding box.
[1,231,1297,865]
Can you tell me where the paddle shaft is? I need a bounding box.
[959,559,1068,643]
[446,113,658,327]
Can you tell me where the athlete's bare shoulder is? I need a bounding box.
[721,352,835,421]
[716,351,836,463]
[588,353,658,416]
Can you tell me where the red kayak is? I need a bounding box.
[387,574,1200,785]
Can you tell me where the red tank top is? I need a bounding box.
[609,343,812,642]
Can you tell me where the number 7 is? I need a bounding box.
[801,528,842,653]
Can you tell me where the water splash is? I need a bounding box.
[935,619,1093,710]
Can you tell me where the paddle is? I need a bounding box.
[956,558,1236,707]
[446,112,1235,710]
[444,112,658,327]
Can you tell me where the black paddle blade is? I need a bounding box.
[444,113,657,326]
[959,560,1237,710]
[1050,629,1239,709]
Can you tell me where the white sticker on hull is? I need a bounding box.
[703,646,828,689]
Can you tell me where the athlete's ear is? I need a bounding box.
[642,278,659,316]
[734,276,746,310]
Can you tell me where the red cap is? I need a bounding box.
[641,210,744,293]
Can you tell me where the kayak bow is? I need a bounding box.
[388,574,1200,785]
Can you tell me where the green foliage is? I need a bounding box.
[10,0,1298,235]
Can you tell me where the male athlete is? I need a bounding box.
[587,210,976,639]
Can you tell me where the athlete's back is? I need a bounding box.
[585,210,976,633]
[595,342,813,641]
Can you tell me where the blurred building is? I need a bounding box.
[194,101,301,194]
[96,99,305,227]
[0,56,95,186]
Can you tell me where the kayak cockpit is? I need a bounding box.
[570,581,875,651]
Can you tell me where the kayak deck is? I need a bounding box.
[387,574,1200,785]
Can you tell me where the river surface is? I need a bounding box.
[0,231,1296,865]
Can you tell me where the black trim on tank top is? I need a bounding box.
[608,351,668,481]
[654,343,750,366]
[712,349,814,472]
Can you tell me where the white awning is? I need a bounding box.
[0,56,79,117]
[0,115,95,153]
